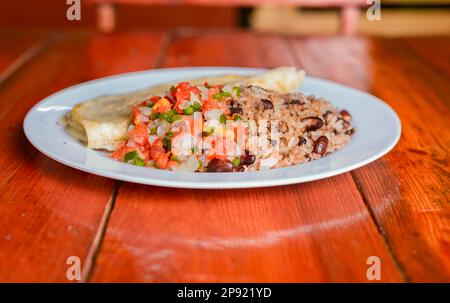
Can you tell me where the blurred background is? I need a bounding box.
[1,0,449,36]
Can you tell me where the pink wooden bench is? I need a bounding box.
[88,0,369,34]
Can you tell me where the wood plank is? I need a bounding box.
[290,37,450,281]
[91,30,403,282]
[0,31,165,282]
[0,30,49,83]
[402,37,450,81]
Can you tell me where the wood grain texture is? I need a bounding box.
[290,36,450,281]
[0,31,165,281]
[353,38,450,282]
[0,30,49,83]
[90,30,403,282]
[1,30,448,282]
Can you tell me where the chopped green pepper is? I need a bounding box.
[233,115,241,121]
[231,157,241,167]
[183,106,194,115]
[162,137,171,151]
[213,91,231,100]
[233,86,241,97]
[124,151,145,167]
[170,114,182,122]
[160,113,170,122]
[170,155,181,163]
[192,101,202,112]
[134,157,145,166]
[165,130,174,139]
[161,109,178,122]
[124,151,138,163]
[219,114,227,124]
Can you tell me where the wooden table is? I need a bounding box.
[0,29,448,282]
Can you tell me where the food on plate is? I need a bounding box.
[61,67,305,151]
[110,81,355,172]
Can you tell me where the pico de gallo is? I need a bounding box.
[111,82,256,172]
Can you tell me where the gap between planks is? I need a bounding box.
[80,30,175,281]
[284,37,409,281]
[350,171,409,282]
[81,181,121,282]
[73,30,409,281]
[0,33,58,86]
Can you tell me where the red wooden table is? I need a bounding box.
[0,29,448,282]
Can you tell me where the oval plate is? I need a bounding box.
[24,67,401,189]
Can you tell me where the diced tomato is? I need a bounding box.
[202,87,221,111]
[150,96,161,103]
[131,105,140,123]
[128,123,149,146]
[141,145,152,162]
[174,82,200,102]
[110,144,135,161]
[152,97,172,113]
[151,138,166,159]
[220,101,230,115]
[175,88,190,103]
[155,153,169,168]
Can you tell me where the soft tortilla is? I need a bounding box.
[62,67,305,151]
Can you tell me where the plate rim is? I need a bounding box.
[23,66,402,189]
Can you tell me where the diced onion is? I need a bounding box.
[190,92,200,104]
[148,135,158,144]
[156,120,170,137]
[177,155,199,172]
[126,140,137,148]
[288,136,299,148]
[204,109,223,121]
[260,157,278,169]
[199,86,209,100]
[222,84,233,93]
[137,113,149,123]
[139,106,152,116]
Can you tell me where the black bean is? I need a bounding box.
[261,99,273,110]
[206,158,234,172]
[345,128,356,135]
[229,106,243,115]
[313,136,329,156]
[322,110,332,120]
[301,117,324,131]
[290,99,304,105]
[337,117,350,126]
[241,152,256,165]
[233,165,245,172]
[340,110,352,122]
[298,136,307,145]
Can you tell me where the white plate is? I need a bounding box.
[24,67,401,189]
